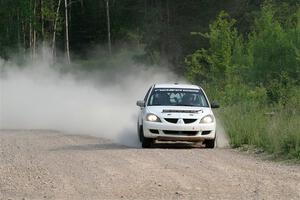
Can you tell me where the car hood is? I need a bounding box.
[146,106,213,119]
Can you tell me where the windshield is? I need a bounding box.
[147,88,209,107]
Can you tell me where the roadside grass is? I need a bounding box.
[219,102,300,160]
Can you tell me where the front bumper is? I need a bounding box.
[143,120,216,141]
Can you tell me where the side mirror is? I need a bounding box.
[136,100,145,107]
[210,101,220,109]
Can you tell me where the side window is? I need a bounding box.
[144,86,152,102]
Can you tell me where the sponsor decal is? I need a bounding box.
[154,88,199,93]
[162,109,203,113]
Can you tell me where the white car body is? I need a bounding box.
[137,83,219,148]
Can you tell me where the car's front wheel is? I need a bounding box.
[138,126,153,148]
[141,137,154,148]
[204,138,215,148]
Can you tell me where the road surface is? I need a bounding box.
[0,130,299,200]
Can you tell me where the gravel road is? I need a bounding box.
[0,130,299,200]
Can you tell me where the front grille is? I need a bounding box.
[183,119,197,124]
[163,130,198,136]
[164,118,178,123]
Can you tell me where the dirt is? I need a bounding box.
[0,130,299,200]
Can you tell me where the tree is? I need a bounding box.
[52,0,62,59]
[64,0,70,63]
[105,0,112,55]
[185,11,241,85]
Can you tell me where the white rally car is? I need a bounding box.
[136,83,219,148]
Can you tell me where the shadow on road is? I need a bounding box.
[49,143,130,151]
[152,142,204,149]
[49,141,205,151]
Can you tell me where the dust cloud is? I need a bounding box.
[215,119,230,148]
[0,49,229,148]
[0,49,182,147]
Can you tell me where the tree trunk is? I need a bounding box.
[64,0,71,64]
[22,20,26,49]
[29,0,32,56]
[22,20,26,58]
[52,0,62,60]
[29,20,32,58]
[41,0,44,41]
[144,0,147,18]
[166,0,170,66]
[33,0,37,60]
[17,9,21,51]
[69,1,72,26]
[105,0,112,55]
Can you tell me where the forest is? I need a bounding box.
[1,0,299,159]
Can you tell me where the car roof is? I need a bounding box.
[154,83,201,89]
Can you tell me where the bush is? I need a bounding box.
[186,5,300,160]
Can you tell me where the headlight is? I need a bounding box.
[200,115,214,123]
[146,114,161,122]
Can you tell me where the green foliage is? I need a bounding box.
[247,4,300,85]
[208,11,238,80]
[185,49,212,83]
[220,103,268,148]
[186,3,299,90]
[220,98,300,159]
[186,11,247,86]
[0,0,265,63]
[186,3,300,160]
[265,72,295,104]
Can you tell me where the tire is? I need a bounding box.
[137,124,143,142]
[204,138,215,149]
[141,137,153,148]
[138,126,153,148]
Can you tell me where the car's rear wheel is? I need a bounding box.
[138,125,153,148]
[204,138,215,148]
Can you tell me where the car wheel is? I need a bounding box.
[137,124,142,142]
[204,138,215,149]
[141,137,153,148]
[139,126,153,148]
